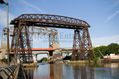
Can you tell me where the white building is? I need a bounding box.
[104,54,119,59]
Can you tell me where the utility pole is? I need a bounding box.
[6,2,10,66]
[0,0,10,65]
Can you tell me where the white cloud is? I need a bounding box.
[92,35,119,47]
[0,9,15,27]
[104,0,119,23]
[104,9,119,23]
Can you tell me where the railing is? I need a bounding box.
[0,64,20,79]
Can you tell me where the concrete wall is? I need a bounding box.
[53,49,63,61]
[0,44,7,59]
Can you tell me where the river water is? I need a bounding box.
[24,63,119,79]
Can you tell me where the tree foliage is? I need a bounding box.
[93,43,119,58]
[107,43,119,54]
[0,58,8,63]
[93,46,107,58]
[38,57,48,63]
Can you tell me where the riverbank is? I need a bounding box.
[0,63,8,68]
[101,59,119,63]
[22,63,39,67]
[62,59,106,67]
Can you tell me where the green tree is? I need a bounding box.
[107,43,119,54]
[39,57,48,63]
[93,45,107,58]
[0,58,8,63]
[93,43,119,59]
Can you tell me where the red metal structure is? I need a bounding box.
[10,48,54,51]
[10,14,94,63]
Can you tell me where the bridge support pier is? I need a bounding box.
[34,54,37,63]
[72,28,94,60]
[49,51,53,62]
[49,50,63,63]
[53,49,62,61]
[72,29,81,60]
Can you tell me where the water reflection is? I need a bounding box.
[104,63,119,68]
[50,64,63,79]
[73,65,80,79]
[23,63,119,79]
[50,64,54,79]
[72,65,94,79]
[24,68,34,79]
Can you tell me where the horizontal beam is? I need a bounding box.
[10,48,54,52]
[11,14,90,29]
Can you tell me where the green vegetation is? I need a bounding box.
[63,43,119,65]
[93,43,119,58]
[107,43,119,54]
[0,58,8,63]
[67,60,89,65]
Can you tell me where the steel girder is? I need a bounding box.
[10,14,94,61]
[11,14,90,29]
[11,21,33,63]
[72,28,94,60]
[49,29,59,48]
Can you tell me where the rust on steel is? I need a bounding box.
[10,48,54,51]
[10,14,94,62]
[11,14,90,29]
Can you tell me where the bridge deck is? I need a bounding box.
[10,48,54,51]
[11,14,90,29]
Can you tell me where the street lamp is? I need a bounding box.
[0,0,10,65]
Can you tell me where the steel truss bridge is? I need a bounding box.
[9,14,94,63]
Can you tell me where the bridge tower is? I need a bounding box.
[72,29,82,60]
[11,21,33,63]
[72,28,94,60]
[49,29,62,62]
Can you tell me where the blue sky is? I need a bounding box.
[0,0,119,48]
